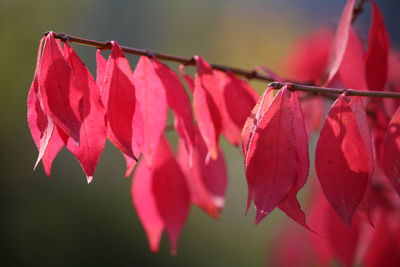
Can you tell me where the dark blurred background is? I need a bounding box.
[1,0,398,266]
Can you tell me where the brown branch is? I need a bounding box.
[44,31,273,82]
[270,82,400,99]
[45,31,400,100]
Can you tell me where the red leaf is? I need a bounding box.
[212,70,242,145]
[123,105,143,177]
[213,71,259,146]
[310,190,363,267]
[224,73,258,130]
[63,42,107,183]
[27,37,46,139]
[152,137,190,254]
[101,41,138,159]
[131,100,144,159]
[95,49,107,87]
[365,0,390,91]
[28,37,51,164]
[98,49,142,176]
[241,87,275,211]
[350,97,374,169]
[241,87,274,161]
[278,91,311,230]
[131,160,164,252]
[27,37,65,175]
[350,96,375,224]
[123,154,137,177]
[39,32,82,143]
[178,129,227,218]
[339,28,368,91]
[316,94,373,226]
[363,213,400,267]
[179,64,195,92]
[272,223,318,267]
[40,127,67,176]
[152,59,195,159]
[254,65,285,83]
[133,56,168,165]
[132,137,190,254]
[322,0,357,85]
[369,101,390,160]
[300,96,326,136]
[325,208,362,267]
[193,56,221,159]
[245,86,298,224]
[382,106,400,197]
[284,28,334,85]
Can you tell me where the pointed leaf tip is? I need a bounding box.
[86,176,93,184]
[63,42,106,180]
[133,137,190,253]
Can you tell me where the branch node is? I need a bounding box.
[103,41,113,50]
[145,49,156,59]
[341,88,350,95]
[245,69,258,80]
[58,33,70,42]
[219,65,230,74]
[184,56,196,66]
[268,81,283,89]
[286,83,294,91]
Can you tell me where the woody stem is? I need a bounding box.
[44,31,270,82]
[45,27,400,100]
[269,82,400,99]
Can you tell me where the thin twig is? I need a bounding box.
[45,31,400,100]
[269,82,400,99]
[44,31,272,82]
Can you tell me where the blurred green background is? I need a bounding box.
[1,0,398,266]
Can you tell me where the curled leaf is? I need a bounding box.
[193,56,221,159]
[178,129,227,218]
[27,37,65,175]
[245,86,298,224]
[322,0,357,85]
[39,32,82,143]
[279,91,311,230]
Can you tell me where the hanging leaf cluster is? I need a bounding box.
[27,0,400,262]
